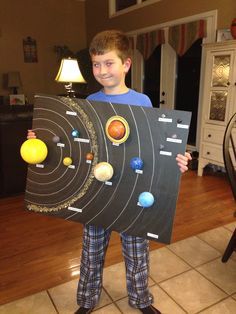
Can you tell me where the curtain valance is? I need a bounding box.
[168,20,206,56]
[136,29,165,59]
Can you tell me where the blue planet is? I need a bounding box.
[130,157,144,171]
[138,192,155,208]
[71,129,80,137]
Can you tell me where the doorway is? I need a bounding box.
[175,38,202,146]
[143,45,161,108]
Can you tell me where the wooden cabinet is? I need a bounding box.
[0,105,33,196]
[198,40,236,176]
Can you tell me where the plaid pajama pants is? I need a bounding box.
[77,224,153,309]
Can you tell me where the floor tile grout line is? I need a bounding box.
[195,232,231,254]
[195,295,233,314]
[153,282,188,313]
[166,235,223,266]
[46,290,59,313]
[113,300,123,313]
[193,258,236,296]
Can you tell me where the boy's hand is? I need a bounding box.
[176,152,192,173]
[27,129,36,139]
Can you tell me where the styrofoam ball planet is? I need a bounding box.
[63,157,72,166]
[94,162,114,182]
[138,192,155,208]
[20,139,48,164]
[130,157,144,171]
[71,129,79,137]
[52,135,60,143]
[107,120,125,140]
[86,152,94,161]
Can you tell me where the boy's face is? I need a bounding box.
[91,50,131,94]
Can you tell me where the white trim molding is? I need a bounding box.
[109,0,162,18]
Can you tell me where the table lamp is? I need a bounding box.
[8,71,22,94]
[55,57,86,97]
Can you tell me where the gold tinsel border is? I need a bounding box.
[27,97,98,212]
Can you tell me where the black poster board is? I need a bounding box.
[24,95,191,244]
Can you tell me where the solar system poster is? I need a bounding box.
[24,95,191,244]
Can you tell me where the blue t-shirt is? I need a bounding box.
[87,89,152,108]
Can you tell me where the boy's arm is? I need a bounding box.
[176,152,192,173]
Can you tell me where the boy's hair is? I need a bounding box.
[89,29,131,62]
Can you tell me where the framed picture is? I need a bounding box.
[23,36,38,63]
[10,94,25,105]
[216,29,233,42]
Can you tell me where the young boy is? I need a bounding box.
[75,30,191,314]
[28,30,191,314]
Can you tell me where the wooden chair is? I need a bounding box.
[222,112,236,263]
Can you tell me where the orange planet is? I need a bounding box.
[107,120,125,140]
[86,152,94,161]
[105,115,130,144]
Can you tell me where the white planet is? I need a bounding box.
[94,162,114,182]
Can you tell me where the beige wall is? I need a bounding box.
[1,0,235,104]
[0,0,87,103]
[85,0,236,41]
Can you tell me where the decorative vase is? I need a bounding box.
[230,18,236,39]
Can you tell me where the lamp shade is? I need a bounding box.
[55,58,86,83]
[8,71,22,88]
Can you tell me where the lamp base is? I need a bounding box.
[64,82,76,98]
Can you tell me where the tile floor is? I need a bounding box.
[1,222,236,314]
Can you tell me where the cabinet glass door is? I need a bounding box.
[209,54,231,122]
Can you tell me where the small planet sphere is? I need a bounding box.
[52,135,60,143]
[71,129,79,137]
[20,139,48,164]
[138,192,155,208]
[63,157,72,166]
[107,120,125,140]
[130,157,144,171]
[94,162,114,182]
[27,131,36,139]
[86,152,94,161]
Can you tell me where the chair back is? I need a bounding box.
[223,112,236,200]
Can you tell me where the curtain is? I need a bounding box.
[136,29,165,59]
[128,36,135,50]
[168,20,206,56]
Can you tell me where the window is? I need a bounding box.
[109,0,161,17]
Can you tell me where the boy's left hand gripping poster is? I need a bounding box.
[23,95,191,244]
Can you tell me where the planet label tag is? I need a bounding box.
[135,169,143,174]
[68,165,75,169]
[147,232,159,239]
[68,206,82,213]
[112,142,120,146]
[160,151,172,156]
[86,160,92,164]
[105,181,112,186]
[66,111,77,116]
[57,143,65,147]
[166,137,182,144]
[177,123,189,129]
[36,164,44,168]
[74,138,90,143]
[158,117,172,123]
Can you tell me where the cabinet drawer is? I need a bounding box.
[202,144,224,163]
[203,127,224,144]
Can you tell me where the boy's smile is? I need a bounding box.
[91,50,131,95]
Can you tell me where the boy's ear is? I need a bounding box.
[124,58,132,73]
